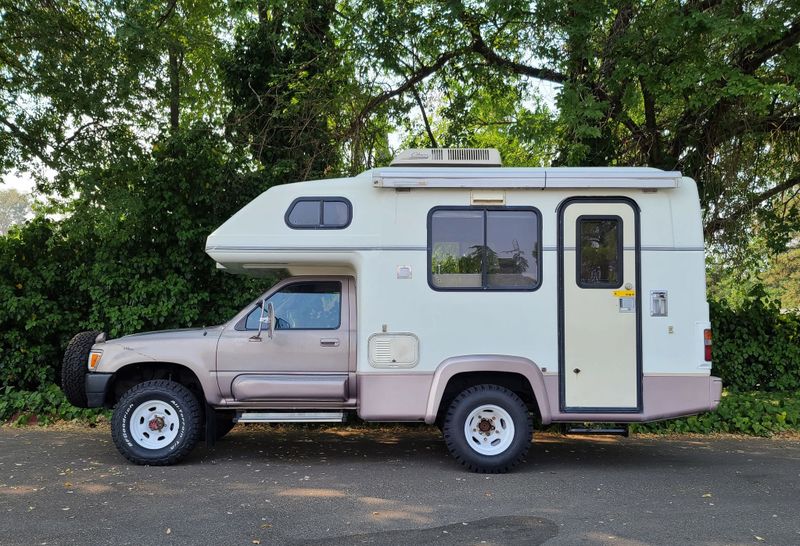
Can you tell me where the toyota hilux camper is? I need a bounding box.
[62,148,722,472]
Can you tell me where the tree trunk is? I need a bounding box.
[168,43,181,131]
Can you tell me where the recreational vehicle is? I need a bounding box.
[62,148,721,472]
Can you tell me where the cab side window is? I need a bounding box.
[245,281,342,330]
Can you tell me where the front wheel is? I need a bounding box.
[111,380,202,466]
[442,384,532,473]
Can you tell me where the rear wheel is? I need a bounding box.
[442,384,532,473]
[112,380,201,466]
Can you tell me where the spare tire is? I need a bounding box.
[61,330,101,408]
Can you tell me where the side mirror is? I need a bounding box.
[266,301,275,339]
[249,299,274,342]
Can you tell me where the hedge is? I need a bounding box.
[710,290,800,392]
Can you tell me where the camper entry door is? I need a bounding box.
[559,199,641,413]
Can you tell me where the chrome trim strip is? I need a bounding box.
[210,245,703,253]
[560,246,704,252]
[206,245,427,253]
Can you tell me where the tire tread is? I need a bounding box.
[442,384,532,473]
[111,380,202,466]
[61,330,101,408]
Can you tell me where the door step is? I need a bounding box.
[235,411,346,423]
[565,425,629,437]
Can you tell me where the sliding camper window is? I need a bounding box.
[285,197,352,229]
[428,207,541,291]
[577,216,623,288]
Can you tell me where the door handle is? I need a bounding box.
[320,338,340,347]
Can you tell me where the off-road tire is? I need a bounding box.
[61,330,101,408]
[112,380,202,466]
[442,384,532,473]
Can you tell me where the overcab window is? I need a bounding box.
[285,197,352,229]
[429,207,541,291]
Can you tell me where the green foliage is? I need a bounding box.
[711,288,800,392]
[0,188,30,235]
[0,384,107,425]
[0,217,86,388]
[632,391,800,436]
[221,0,353,179]
[0,127,272,391]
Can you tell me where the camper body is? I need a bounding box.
[64,149,721,472]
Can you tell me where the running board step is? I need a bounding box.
[235,411,345,423]
[565,426,629,437]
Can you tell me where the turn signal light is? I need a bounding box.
[703,329,712,362]
[88,352,102,370]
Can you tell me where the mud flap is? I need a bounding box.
[205,405,217,448]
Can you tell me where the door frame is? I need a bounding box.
[556,196,643,414]
[215,275,358,404]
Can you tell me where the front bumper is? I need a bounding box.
[85,373,113,408]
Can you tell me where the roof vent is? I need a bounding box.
[390,148,502,167]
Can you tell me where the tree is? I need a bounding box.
[221,0,360,181]
[341,0,800,251]
[0,188,29,234]
[0,1,228,194]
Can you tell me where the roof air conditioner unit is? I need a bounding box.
[389,148,502,167]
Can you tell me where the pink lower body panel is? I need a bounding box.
[544,374,723,423]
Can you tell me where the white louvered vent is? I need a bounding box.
[448,148,489,162]
[390,148,501,167]
[372,339,393,363]
[368,333,419,369]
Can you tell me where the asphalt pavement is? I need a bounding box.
[1,424,798,545]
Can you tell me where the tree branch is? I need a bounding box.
[704,174,800,237]
[347,48,467,136]
[739,18,800,74]
[680,0,724,15]
[156,0,178,28]
[456,5,566,84]
[412,85,438,148]
[0,116,55,169]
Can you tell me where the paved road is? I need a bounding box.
[0,425,798,545]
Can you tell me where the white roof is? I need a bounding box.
[372,167,681,189]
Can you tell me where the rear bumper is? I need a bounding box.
[85,373,113,408]
[709,375,723,410]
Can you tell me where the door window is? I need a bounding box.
[245,281,341,330]
[577,216,623,288]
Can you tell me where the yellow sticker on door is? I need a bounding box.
[613,290,636,297]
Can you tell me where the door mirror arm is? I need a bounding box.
[250,299,275,342]
[250,299,268,342]
[267,301,275,339]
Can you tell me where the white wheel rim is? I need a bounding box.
[129,399,181,450]
[463,404,515,456]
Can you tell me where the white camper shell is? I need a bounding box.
[206,149,722,439]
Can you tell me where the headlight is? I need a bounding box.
[88,351,103,371]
